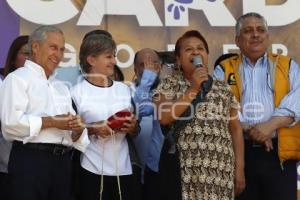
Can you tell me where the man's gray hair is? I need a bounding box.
[235,12,268,36]
[28,25,63,56]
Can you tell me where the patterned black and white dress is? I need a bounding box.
[155,72,239,200]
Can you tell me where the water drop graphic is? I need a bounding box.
[174,0,193,4]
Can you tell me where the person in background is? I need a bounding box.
[0,35,29,200]
[0,25,89,200]
[214,12,300,200]
[3,35,29,77]
[131,48,165,200]
[0,78,6,200]
[154,30,245,200]
[72,34,141,200]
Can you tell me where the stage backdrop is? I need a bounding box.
[1,0,300,78]
[1,0,300,197]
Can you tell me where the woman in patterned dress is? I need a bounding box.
[154,30,245,200]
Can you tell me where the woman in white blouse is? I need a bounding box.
[72,34,141,200]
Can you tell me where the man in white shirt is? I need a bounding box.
[0,77,12,200]
[0,26,89,200]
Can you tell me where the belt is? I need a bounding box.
[244,140,263,148]
[244,138,278,148]
[13,141,73,156]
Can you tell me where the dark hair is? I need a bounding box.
[174,30,209,57]
[83,29,112,41]
[113,65,124,81]
[79,34,116,74]
[3,35,29,77]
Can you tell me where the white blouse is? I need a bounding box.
[72,79,133,176]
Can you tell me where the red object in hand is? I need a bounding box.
[107,110,131,130]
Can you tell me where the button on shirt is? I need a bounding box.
[0,60,89,152]
[132,69,164,173]
[214,54,300,129]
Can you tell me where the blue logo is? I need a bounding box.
[167,0,217,20]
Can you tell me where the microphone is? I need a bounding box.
[192,56,213,99]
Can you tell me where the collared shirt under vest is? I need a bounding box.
[214,53,300,162]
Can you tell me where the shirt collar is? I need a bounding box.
[24,60,48,80]
[242,53,268,68]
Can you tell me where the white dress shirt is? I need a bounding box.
[0,78,12,173]
[0,60,89,152]
[71,79,133,176]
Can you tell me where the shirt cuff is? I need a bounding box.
[73,128,90,152]
[29,116,42,137]
[23,116,42,144]
[273,108,298,127]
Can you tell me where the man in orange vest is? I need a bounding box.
[214,12,300,200]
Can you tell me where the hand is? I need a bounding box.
[241,123,252,135]
[42,114,85,132]
[118,114,139,135]
[45,113,73,130]
[69,115,86,142]
[190,67,209,92]
[69,115,85,131]
[144,55,161,73]
[264,139,274,152]
[87,121,112,138]
[249,122,274,143]
[234,167,246,196]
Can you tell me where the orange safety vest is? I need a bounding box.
[219,53,300,162]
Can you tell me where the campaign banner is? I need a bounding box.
[1,0,300,79]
